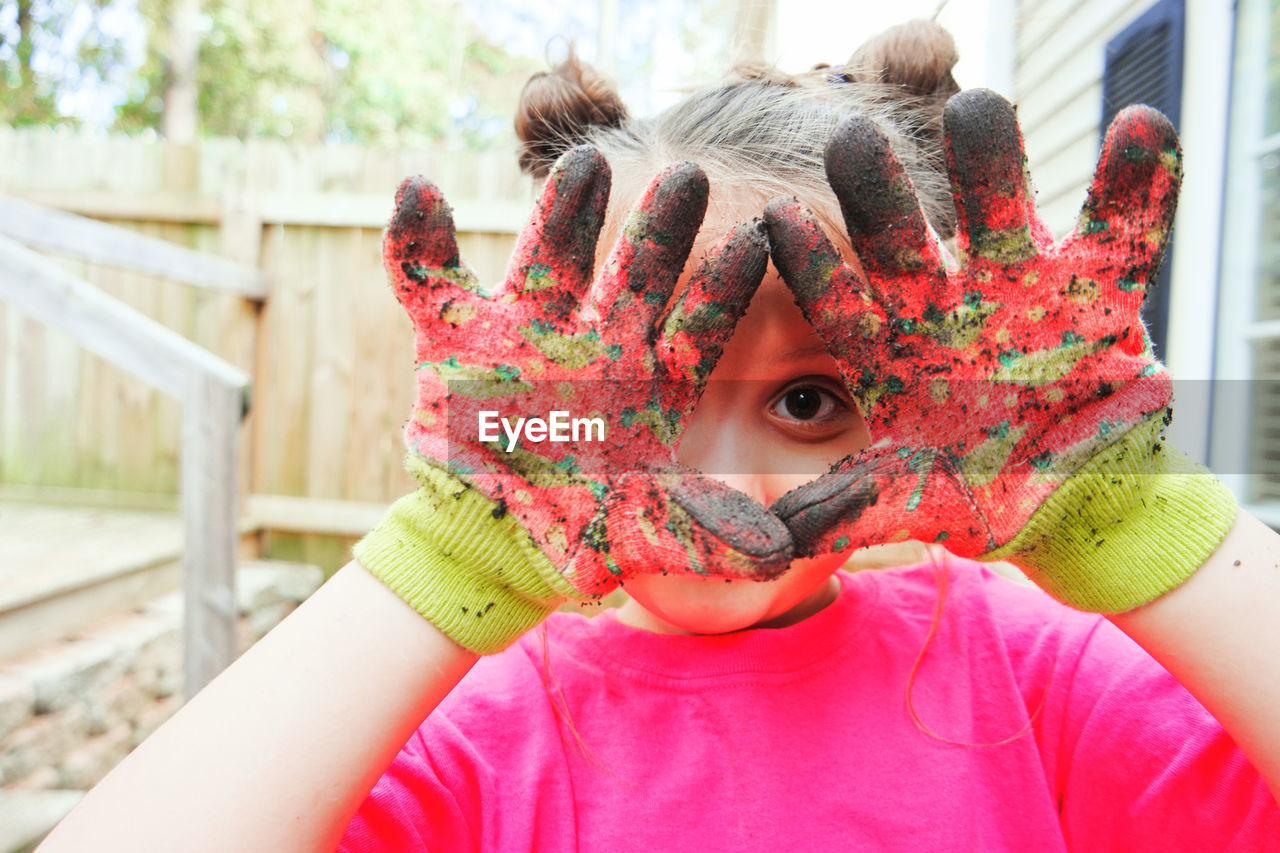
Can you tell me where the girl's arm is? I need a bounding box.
[1109,507,1280,803]
[37,559,478,853]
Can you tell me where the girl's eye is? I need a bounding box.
[778,387,830,421]
[769,381,850,429]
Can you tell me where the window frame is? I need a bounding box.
[1210,0,1279,522]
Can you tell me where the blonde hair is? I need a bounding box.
[515,20,962,252]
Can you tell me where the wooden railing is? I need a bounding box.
[0,195,261,697]
[0,129,531,517]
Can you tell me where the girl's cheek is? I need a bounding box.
[762,471,839,507]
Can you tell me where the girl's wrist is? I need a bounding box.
[354,455,583,654]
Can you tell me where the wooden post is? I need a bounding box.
[181,368,246,697]
[219,187,266,531]
[0,234,252,699]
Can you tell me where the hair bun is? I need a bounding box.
[844,19,960,98]
[840,19,961,238]
[515,50,628,177]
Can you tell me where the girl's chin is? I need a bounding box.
[617,553,848,635]
[621,575,775,635]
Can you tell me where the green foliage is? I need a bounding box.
[7,0,542,148]
[0,0,132,128]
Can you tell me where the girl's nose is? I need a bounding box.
[696,472,771,509]
[676,427,772,507]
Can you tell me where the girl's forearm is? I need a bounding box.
[37,560,479,853]
[1109,509,1280,801]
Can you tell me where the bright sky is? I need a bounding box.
[39,0,1009,131]
[464,0,1007,116]
[773,0,1004,92]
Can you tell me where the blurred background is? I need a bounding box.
[0,1,1273,848]
[0,0,1006,147]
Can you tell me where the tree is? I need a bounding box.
[119,0,544,147]
[5,0,543,149]
[0,0,132,128]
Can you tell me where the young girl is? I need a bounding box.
[38,21,1280,852]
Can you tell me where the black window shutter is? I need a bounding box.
[1100,0,1186,361]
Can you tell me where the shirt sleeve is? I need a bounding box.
[335,718,486,853]
[980,569,1280,852]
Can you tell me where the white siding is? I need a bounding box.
[1009,0,1235,467]
[1012,0,1153,236]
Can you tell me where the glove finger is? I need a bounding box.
[943,89,1038,265]
[1070,105,1181,301]
[770,449,989,559]
[505,145,611,315]
[763,197,891,385]
[657,218,768,405]
[384,176,482,299]
[591,162,710,339]
[608,469,795,581]
[823,116,947,314]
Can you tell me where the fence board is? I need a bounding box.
[0,307,12,478]
[153,221,191,494]
[259,223,319,497]
[8,189,223,224]
[306,225,351,501]
[94,256,131,491]
[0,126,532,522]
[347,226,411,504]
[20,319,51,483]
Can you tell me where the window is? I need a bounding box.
[1212,0,1280,515]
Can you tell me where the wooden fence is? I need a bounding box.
[0,128,536,564]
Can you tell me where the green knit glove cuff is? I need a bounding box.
[353,455,585,654]
[986,412,1238,613]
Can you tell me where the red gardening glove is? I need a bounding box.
[765,89,1192,608]
[390,146,794,599]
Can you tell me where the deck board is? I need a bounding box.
[0,502,182,613]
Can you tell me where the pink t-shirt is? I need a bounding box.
[338,558,1279,851]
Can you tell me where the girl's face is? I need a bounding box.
[616,240,875,635]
